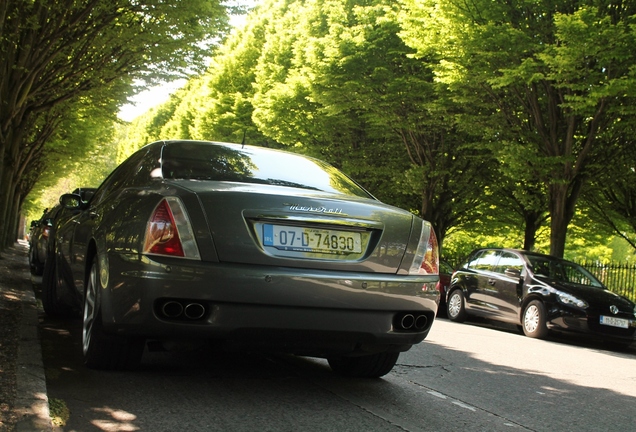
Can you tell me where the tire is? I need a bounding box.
[447,289,467,322]
[28,246,43,275]
[83,256,145,370]
[522,300,549,339]
[41,247,73,318]
[328,352,400,378]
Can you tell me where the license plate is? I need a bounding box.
[600,315,629,329]
[263,224,362,254]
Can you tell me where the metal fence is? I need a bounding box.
[577,261,636,302]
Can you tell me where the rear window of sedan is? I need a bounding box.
[160,141,373,198]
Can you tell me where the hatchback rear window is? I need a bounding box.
[161,141,373,198]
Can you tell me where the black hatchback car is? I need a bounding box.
[447,248,636,347]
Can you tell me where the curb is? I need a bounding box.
[6,241,52,431]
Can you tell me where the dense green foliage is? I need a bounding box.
[400,0,636,257]
[20,0,636,263]
[0,0,230,249]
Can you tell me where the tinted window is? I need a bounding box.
[90,148,151,206]
[493,252,524,275]
[161,141,373,198]
[467,250,500,271]
[527,255,603,287]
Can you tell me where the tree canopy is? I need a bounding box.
[399,0,636,257]
[0,0,230,249]
[15,0,636,261]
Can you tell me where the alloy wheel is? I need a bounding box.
[448,293,461,318]
[82,262,98,356]
[524,304,539,333]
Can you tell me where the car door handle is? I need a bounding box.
[488,279,496,286]
[89,211,98,220]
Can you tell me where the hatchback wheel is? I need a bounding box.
[447,289,467,322]
[83,256,144,370]
[522,300,548,339]
[328,352,399,378]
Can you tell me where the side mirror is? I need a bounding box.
[504,268,521,278]
[59,193,84,210]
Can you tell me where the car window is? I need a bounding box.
[90,148,151,206]
[527,255,603,288]
[466,250,500,271]
[160,141,373,199]
[560,261,603,287]
[493,252,524,275]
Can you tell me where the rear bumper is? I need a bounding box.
[100,252,439,356]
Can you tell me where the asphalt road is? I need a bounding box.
[39,305,636,432]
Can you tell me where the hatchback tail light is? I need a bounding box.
[143,197,200,259]
[408,221,439,275]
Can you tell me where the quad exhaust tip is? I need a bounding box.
[394,313,429,332]
[158,299,207,321]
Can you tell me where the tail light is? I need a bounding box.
[42,226,51,240]
[143,197,200,259]
[408,221,439,275]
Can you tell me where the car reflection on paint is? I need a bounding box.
[447,248,636,348]
[42,140,440,377]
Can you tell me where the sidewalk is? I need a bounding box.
[0,241,52,431]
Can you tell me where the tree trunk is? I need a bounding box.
[0,156,15,249]
[522,215,537,252]
[548,183,571,258]
[8,185,23,246]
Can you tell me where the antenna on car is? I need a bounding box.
[241,130,246,148]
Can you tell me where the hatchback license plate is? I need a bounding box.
[263,224,362,254]
[600,315,629,329]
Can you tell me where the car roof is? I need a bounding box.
[469,248,570,263]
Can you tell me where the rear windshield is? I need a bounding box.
[161,141,373,199]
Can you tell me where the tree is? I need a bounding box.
[190,2,285,146]
[0,0,229,249]
[400,0,636,257]
[583,129,636,251]
[249,0,495,249]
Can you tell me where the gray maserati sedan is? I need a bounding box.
[42,140,440,377]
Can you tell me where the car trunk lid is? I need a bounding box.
[178,181,416,274]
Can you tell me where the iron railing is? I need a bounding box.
[577,261,636,302]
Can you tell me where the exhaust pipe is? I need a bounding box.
[414,314,428,330]
[394,312,429,331]
[162,301,184,318]
[184,303,206,320]
[400,314,415,330]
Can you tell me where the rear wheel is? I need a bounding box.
[83,256,144,370]
[328,352,400,378]
[522,300,548,339]
[447,289,467,322]
[41,247,73,318]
